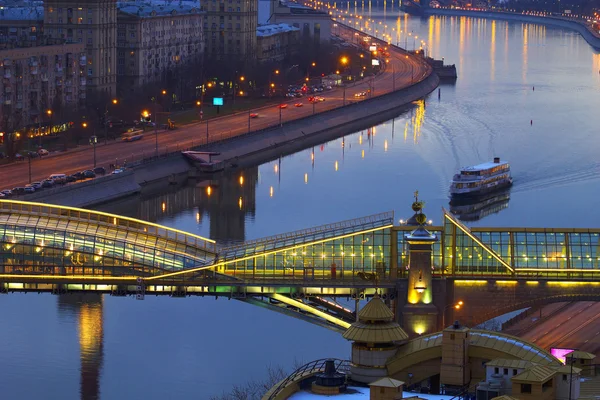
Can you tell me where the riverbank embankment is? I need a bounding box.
[424,9,600,49]
[33,27,438,208]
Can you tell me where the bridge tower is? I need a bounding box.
[401,192,439,337]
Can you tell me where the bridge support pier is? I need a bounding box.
[111,285,129,296]
[400,197,439,337]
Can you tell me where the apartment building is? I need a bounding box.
[116,1,204,92]
[0,41,86,135]
[43,0,118,97]
[256,23,299,63]
[199,0,257,62]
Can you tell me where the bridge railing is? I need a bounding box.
[0,200,217,253]
[264,358,350,400]
[221,211,394,258]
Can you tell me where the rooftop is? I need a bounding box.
[485,358,533,369]
[460,160,509,172]
[512,365,556,383]
[288,388,454,399]
[117,1,200,17]
[257,23,299,37]
[0,6,43,21]
[369,377,405,388]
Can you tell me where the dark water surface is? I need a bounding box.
[2,11,600,399]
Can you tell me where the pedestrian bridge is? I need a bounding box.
[1,199,600,332]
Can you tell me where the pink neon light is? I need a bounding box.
[551,348,575,365]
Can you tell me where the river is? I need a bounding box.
[2,9,600,399]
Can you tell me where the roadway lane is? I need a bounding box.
[0,24,428,190]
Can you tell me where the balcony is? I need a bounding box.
[3,70,11,79]
[65,86,73,93]
[15,102,22,109]
[30,66,38,75]
[79,92,86,99]
[3,99,11,105]
[79,57,86,66]
[56,79,63,87]
[3,59,11,66]
[80,77,86,86]
[65,79,73,87]
[29,59,38,67]
[55,65,63,73]
[41,74,48,82]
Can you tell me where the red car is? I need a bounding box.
[250,113,259,118]
[294,103,303,107]
[278,104,288,109]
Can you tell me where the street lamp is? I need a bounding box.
[153,90,166,157]
[442,300,464,330]
[89,131,98,168]
[104,98,118,145]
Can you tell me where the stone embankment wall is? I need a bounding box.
[425,9,600,49]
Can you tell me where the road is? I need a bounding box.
[0,24,429,190]
[516,302,600,357]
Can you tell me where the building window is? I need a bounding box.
[520,384,532,394]
[494,368,499,375]
[503,369,508,375]
[88,68,93,76]
[513,369,517,376]
[87,38,92,44]
[87,18,92,24]
[130,32,135,38]
[563,374,568,381]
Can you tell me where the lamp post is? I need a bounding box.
[568,349,579,400]
[41,109,52,148]
[103,98,117,145]
[442,300,464,330]
[153,90,166,157]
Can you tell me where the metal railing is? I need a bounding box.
[265,358,351,400]
[222,211,394,253]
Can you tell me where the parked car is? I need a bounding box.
[12,187,26,195]
[112,168,125,174]
[1,189,13,197]
[14,153,24,161]
[41,180,54,188]
[294,103,303,107]
[29,182,42,190]
[23,187,35,194]
[37,148,49,156]
[93,166,106,175]
[27,151,39,158]
[72,172,86,180]
[249,113,259,119]
[66,175,77,183]
[83,170,96,179]
[278,104,288,109]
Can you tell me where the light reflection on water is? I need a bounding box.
[2,11,600,399]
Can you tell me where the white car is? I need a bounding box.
[37,149,49,156]
[112,168,125,174]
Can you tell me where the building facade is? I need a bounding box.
[116,2,204,92]
[43,0,118,97]
[0,41,85,136]
[256,23,298,63]
[269,0,331,43]
[199,0,257,62]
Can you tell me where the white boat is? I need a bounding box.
[450,157,512,198]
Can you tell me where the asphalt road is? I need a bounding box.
[0,25,428,190]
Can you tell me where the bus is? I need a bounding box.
[121,129,144,142]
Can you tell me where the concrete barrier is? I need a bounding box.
[22,170,140,207]
[424,9,600,49]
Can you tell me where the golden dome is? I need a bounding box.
[357,297,395,322]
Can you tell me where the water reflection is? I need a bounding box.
[58,294,104,400]
[448,188,511,222]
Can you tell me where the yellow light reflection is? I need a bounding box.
[304,173,308,184]
[79,299,103,363]
[206,186,212,196]
[384,139,388,152]
[361,149,365,158]
[161,202,166,212]
[274,164,278,174]
[239,176,244,185]
[335,161,339,171]
[238,197,243,210]
[269,186,274,197]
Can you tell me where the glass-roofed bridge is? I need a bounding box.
[1,199,600,333]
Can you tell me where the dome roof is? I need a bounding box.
[343,297,408,343]
[343,321,409,343]
[357,297,395,322]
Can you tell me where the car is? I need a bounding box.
[93,166,106,175]
[66,175,77,183]
[112,168,125,174]
[1,189,13,197]
[316,96,325,102]
[37,149,49,156]
[72,171,86,180]
[249,113,259,118]
[0,193,4,198]
[278,104,288,109]
[12,187,26,195]
[41,180,54,188]
[28,151,39,158]
[14,153,24,161]
[23,187,35,194]
[29,182,42,190]
[355,92,367,98]
[83,170,96,179]
[294,103,303,107]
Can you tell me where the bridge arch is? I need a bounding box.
[0,200,216,279]
[386,329,559,385]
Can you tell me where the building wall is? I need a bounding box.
[485,365,527,394]
[0,43,85,132]
[117,11,204,92]
[44,0,118,97]
[256,30,298,63]
[511,379,555,400]
[200,0,257,62]
[555,372,580,400]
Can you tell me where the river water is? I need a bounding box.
[2,10,600,400]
